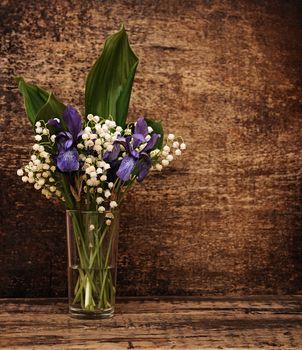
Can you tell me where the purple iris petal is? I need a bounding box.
[144,133,160,152]
[56,147,79,172]
[116,155,137,181]
[134,117,148,137]
[64,138,73,150]
[132,133,145,149]
[56,131,73,151]
[63,105,82,140]
[137,155,152,182]
[48,118,61,129]
[103,143,121,162]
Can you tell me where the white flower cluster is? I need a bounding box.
[152,133,186,171]
[17,122,62,200]
[17,115,186,226]
[78,115,123,224]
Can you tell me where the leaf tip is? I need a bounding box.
[14,75,23,86]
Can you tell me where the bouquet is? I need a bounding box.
[16,26,186,317]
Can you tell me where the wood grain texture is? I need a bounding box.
[1,0,302,297]
[0,296,302,349]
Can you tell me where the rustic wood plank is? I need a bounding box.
[0,297,302,349]
[1,0,302,297]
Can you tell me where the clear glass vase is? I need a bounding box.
[66,210,119,319]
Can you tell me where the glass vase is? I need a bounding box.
[66,210,119,319]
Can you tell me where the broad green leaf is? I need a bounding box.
[146,118,164,150]
[85,25,139,127]
[15,76,49,125]
[35,92,66,125]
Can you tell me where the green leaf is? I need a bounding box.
[85,25,139,127]
[35,92,66,125]
[145,118,164,150]
[15,76,49,125]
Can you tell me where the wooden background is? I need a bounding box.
[0,0,302,297]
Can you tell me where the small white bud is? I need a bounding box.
[106,219,112,226]
[40,151,48,158]
[175,149,182,156]
[17,169,24,176]
[104,189,111,198]
[110,201,118,208]
[100,175,107,181]
[106,212,114,219]
[172,141,179,148]
[38,178,45,186]
[163,145,170,152]
[89,224,95,231]
[35,135,42,141]
[42,128,49,135]
[162,159,169,167]
[106,144,114,152]
[87,114,94,121]
[98,206,106,213]
[97,188,103,193]
[166,154,174,162]
[28,177,35,184]
[77,143,84,149]
[35,127,43,134]
[21,176,28,183]
[34,183,41,190]
[33,144,40,151]
[180,143,186,150]
[35,121,41,127]
[150,149,160,158]
[155,164,163,171]
[55,190,61,197]
[94,145,102,152]
[96,197,104,204]
[108,182,114,189]
[86,140,94,147]
[49,186,56,192]
[168,134,175,141]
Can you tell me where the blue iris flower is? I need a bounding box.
[48,105,83,173]
[104,117,160,182]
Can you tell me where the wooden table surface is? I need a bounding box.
[0,296,301,349]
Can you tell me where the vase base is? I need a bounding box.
[69,306,114,319]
